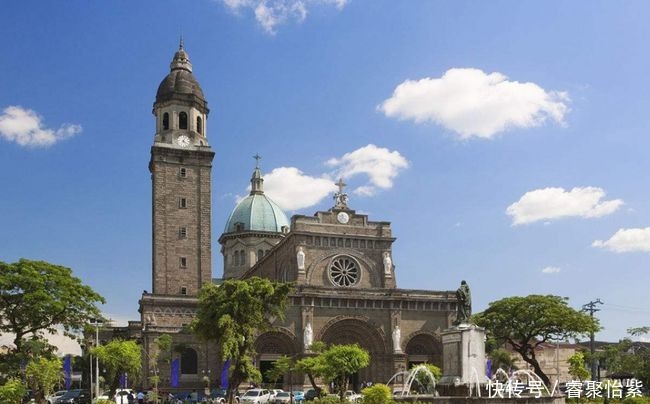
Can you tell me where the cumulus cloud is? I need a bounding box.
[541,266,561,274]
[326,144,409,196]
[263,167,337,210]
[378,68,569,139]
[0,106,81,147]
[219,0,347,34]
[506,187,623,225]
[592,228,650,253]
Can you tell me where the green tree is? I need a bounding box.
[25,357,62,404]
[598,327,650,388]
[567,352,590,381]
[321,344,370,402]
[149,334,172,398]
[473,295,598,386]
[92,339,141,397]
[295,341,328,394]
[0,259,105,356]
[0,378,27,404]
[191,277,293,403]
[410,363,441,393]
[488,348,517,373]
[361,383,391,404]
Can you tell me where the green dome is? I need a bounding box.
[224,193,289,233]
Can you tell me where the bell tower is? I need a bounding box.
[149,40,214,295]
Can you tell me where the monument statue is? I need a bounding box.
[454,280,472,325]
[303,322,313,350]
[333,178,349,209]
[383,251,392,275]
[392,325,402,353]
[296,246,305,271]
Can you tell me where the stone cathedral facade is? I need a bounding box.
[128,44,460,392]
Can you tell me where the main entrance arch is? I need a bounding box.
[404,332,442,369]
[255,329,299,387]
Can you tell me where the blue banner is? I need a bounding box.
[171,358,180,388]
[63,356,72,389]
[220,359,230,389]
[486,358,492,379]
[120,372,127,388]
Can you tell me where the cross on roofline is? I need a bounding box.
[253,153,262,168]
[336,178,346,194]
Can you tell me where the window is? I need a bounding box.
[180,286,187,295]
[179,198,187,208]
[180,256,187,268]
[328,256,360,287]
[179,112,188,129]
[162,112,169,130]
[240,250,246,266]
[179,227,187,239]
[234,251,240,267]
[179,167,187,178]
[257,249,264,261]
[235,223,244,232]
[197,116,202,134]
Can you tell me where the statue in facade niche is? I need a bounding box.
[297,246,305,271]
[392,325,402,353]
[383,251,392,275]
[303,322,313,350]
[454,280,472,325]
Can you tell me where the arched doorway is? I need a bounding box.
[319,318,388,390]
[255,330,299,388]
[404,333,442,369]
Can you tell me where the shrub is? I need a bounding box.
[96,400,117,404]
[318,395,347,404]
[0,378,27,404]
[361,384,392,404]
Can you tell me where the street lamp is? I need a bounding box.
[89,318,103,400]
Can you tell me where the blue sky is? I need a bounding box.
[1,0,649,348]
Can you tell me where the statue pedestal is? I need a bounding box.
[438,323,486,395]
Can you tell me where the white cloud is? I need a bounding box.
[0,106,81,147]
[378,68,569,139]
[263,167,337,210]
[541,266,561,274]
[592,228,650,253]
[219,0,347,34]
[326,144,409,196]
[506,187,623,225]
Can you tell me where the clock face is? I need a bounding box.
[176,135,190,147]
[337,212,350,224]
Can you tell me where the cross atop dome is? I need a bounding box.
[333,177,349,209]
[253,153,262,168]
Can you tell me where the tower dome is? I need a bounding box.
[155,39,207,112]
[224,163,290,233]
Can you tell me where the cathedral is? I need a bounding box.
[129,43,459,392]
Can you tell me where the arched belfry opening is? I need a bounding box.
[179,111,188,129]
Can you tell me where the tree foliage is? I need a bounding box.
[296,341,329,394]
[410,363,441,393]
[92,339,141,397]
[0,378,27,404]
[597,327,650,388]
[0,259,105,355]
[191,277,293,402]
[25,357,62,404]
[361,383,392,404]
[567,352,590,381]
[488,348,517,373]
[473,295,598,386]
[321,344,370,401]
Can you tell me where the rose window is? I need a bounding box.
[328,256,360,287]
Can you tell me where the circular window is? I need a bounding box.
[328,256,360,287]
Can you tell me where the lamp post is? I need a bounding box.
[89,318,103,400]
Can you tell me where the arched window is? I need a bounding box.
[179,112,188,129]
[240,250,246,266]
[197,116,203,134]
[234,251,240,267]
[162,113,169,130]
[257,249,264,262]
[180,347,198,374]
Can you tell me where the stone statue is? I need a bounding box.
[392,325,402,353]
[383,252,392,275]
[454,280,472,325]
[303,322,313,350]
[296,246,305,271]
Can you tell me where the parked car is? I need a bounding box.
[47,390,68,404]
[273,391,305,404]
[304,389,318,401]
[270,389,284,400]
[240,389,272,404]
[344,391,362,403]
[292,391,305,402]
[57,389,91,404]
[212,388,240,403]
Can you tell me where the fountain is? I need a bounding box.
[386,365,438,397]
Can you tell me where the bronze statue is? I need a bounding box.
[454,280,472,325]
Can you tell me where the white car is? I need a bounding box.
[270,390,284,399]
[47,390,67,404]
[344,391,362,403]
[240,389,272,404]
